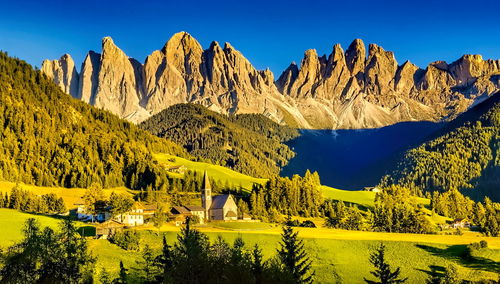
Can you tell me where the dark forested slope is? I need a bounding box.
[382,93,500,201]
[0,52,186,190]
[140,104,299,178]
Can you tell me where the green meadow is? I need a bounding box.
[153,153,267,192]
[0,209,498,283]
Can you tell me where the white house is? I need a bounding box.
[115,203,145,226]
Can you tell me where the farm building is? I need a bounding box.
[185,205,206,223]
[95,220,124,239]
[451,218,470,229]
[166,165,187,174]
[114,202,145,226]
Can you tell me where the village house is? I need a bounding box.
[74,198,93,221]
[170,206,191,226]
[165,165,187,174]
[451,218,471,229]
[95,220,124,239]
[185,205,206,223]
[114,202,145,226]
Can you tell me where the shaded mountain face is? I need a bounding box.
[381,93,500,201]
[42,32,500,129]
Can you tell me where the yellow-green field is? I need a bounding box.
[153,153,267,192]
[0,181,135,209]
[0,210,498,283]
[321,185,376,207]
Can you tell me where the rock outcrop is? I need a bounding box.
[41,54,79,98]
[277,39,500,128]
[42,33,500,129]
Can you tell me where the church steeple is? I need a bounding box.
[201,171,212,221]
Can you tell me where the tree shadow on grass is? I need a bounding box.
[416,264,446,279]
[416,244,500,274]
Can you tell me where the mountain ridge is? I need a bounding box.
[42,32,500,129]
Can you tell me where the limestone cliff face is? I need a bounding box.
[41,54,79,98]
[42,33,500,129]
[276,39,500,128]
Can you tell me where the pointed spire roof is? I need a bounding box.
[202,170,211,190]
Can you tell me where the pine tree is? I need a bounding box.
[99,267,112,284]
[137,244,157,282]
[172,218,210,283]
[443,264,460,284]
[277,216,314,283]
[115,261,128,284]
[155,235,173,283]
[252,244,264,284]
[364,243,407,284]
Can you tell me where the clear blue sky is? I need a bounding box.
[0,0,499,75]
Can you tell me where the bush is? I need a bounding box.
[479,240,488,248]
[110,230,140,251]
[300,220,316,228]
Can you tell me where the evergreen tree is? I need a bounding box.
[252,244,264,284]
[155,235,173,283]
[277,216,314,283]
[364,243,407,284]
[172,218,210,283]
[443,264,460,284]
[115,261,128,284]
[0,218,95,284]
[483,197,499,237]
[136,244,157,282]
[99,267,113,284]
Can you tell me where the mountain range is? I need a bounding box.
[41,32,500,129]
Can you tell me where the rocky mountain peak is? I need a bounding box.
[276,62,300,94]
[42,33,500,129]
[41,53,79,98]
[345,39,366,75]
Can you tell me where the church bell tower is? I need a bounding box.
[201,171,212,220]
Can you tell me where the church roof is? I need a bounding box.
[210,194,232,209]
[225,210,237,218]
[202,170,211,190]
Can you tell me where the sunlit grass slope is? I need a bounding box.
[153,153,267,192]
[0,181,134,209]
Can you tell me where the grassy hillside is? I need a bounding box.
[382,93,500,201]
[0,181,134,209]
[93,230,500,283]
[153,153,266,192]
[140,104,299,178]
[0,210,497,283]
[0,208,63,247]
[321,186,376,207]
[0,52,186,190]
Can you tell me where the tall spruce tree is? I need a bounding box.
[277,216,314,283]
[155,235,174,283]
[115,261,128,284]
[364,243,407,284]
[252,244,264,284]
[172,218,210,283]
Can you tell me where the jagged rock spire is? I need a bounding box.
[41,33,500,129]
